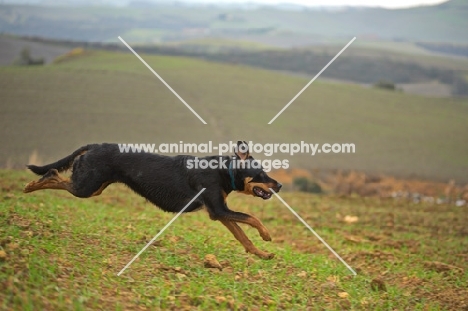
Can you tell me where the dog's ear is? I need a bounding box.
[235,141,250,160]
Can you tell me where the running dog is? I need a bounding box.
[24,141,282,259]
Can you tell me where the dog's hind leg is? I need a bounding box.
[89,181,111,197]
[24,169,74,194]
[24,169,111,198]
[219,219,274,260]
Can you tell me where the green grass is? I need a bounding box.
[1,170,467,310]
[165,37,274,52]
[0,49,467,182]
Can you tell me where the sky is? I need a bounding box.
[189,0,448,9]
[3,0,450,9]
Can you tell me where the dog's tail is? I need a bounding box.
[27,145,94,175]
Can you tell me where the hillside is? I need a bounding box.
[6,35,468,97]
[7,35,468,98]
[1,49,467,182]
[0,0,467,44]
[1,170,467,310]
[0,36,72,65]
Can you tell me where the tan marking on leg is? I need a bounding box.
[222,188,271,240]
[24,169,73,194]
[227,213,271,241]
[91,181,111,197]
[219,219,274,260]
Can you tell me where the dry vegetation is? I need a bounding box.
[271,168,468,204]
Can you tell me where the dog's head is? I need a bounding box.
[231,141,282,199]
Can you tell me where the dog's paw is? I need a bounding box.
[247,247,275,260]
[260,230,272,242]
[23,182,36,193]
[257,252,275,260]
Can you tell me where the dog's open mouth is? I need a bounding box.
[253,187,272,200]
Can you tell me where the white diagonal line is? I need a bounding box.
[270,189,357,276]
[118,36,207,125]
[117,188,206,276]
[268,37,356,124]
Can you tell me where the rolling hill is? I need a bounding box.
[0,35,72,65]
[1,49,467,182]
[0,0,467,44]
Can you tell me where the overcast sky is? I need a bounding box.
[178,0,447,9]
[3,0,450,9]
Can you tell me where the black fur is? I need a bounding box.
[27,145,94,175]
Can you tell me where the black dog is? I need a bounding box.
[24,141,282,259]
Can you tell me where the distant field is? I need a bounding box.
[165,37,273,52]
[0,36,71,66]
[1,170,467,309]
[0,49,468,182]
[1,0,468,44]
[124,38,468,97]
[304,42,468,71]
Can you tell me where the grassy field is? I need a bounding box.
[0,49,467,182]
[304,42,468,71]
[1,170,467,310]
[0,36,72,66]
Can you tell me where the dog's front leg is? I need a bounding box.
[219,219,274,260]
[204,194,274,259]
[214,207,272,242]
